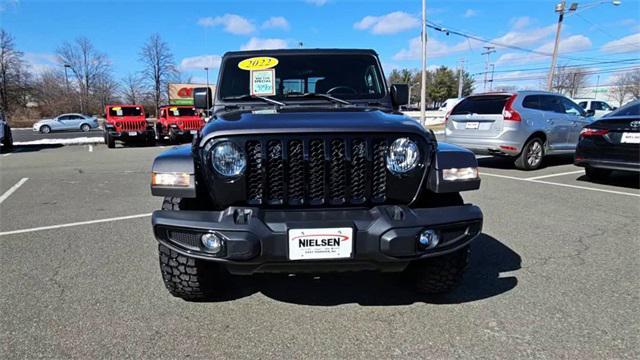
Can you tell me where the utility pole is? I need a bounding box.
[489,64,495,91]
[594,75,600,100]
[420,0,427,125]
[481,46,495,92]
[204,67,210,111]
[457,58,465,98]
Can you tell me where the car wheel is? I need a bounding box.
[585,167,611,181]
[105,132,115,148]
[158,197,228,301]
[169,129,178,145]
[405,246,470,294]
[514,137,544,170]
[80,124,91,132]
[40,125,51,134]
[2,125,13,151]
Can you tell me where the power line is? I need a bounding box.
[471,58,640,76]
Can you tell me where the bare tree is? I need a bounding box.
[609,73,628,107]
[627,69,640,100]
[552,65,588,97]
[56,37,111,114]
[32,69,68,117]
[120,73,145,104]
[0,29,28,113]
[139,34,176,117]
[93,74,120,116]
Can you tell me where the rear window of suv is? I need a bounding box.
[451,95,511,115]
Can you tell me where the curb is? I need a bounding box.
[13,137,105,146]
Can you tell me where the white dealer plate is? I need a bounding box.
[621,132,640,144]
[190,130,198,135]
[288,227,353,260]
[465,122,480,129]
[128,132,137,136]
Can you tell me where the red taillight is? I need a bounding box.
[580,128,608,137]
[502,94,521,122]
[444,110,452,124]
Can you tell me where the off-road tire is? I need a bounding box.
[169,129,178,145]
[105,132,115,148]
[514,137,544,170]
[1,125,13,152]
[585,167,611,181]
[158,197,226,300]
[406,246,470,294]
[40,125,51,134]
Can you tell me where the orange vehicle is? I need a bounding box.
[155,105,205,144]
[104,105,155,148]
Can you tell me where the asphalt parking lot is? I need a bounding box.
[1,144,638,359]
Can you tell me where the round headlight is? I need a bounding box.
[386,138,419,174]
[211,141,246,177]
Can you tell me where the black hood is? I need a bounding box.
[199,107,431,146]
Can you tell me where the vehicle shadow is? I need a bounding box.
[477,154,574,170]
[576,172,640,190]
[199,233,521,306]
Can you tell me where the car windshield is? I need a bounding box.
[218,54,385,101]
[167,107,196,116]
[109,107,142,117]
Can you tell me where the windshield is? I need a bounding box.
[218,54,386,100]
[166,107,197,117]
[109,107,142,117]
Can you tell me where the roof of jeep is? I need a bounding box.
[222,48,378,58]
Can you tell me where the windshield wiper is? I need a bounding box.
[221,94,287,107]
[286,92,352,106]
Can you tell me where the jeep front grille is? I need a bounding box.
[243,137,394,206]
[181,119,202,131]
[119,121,146,131]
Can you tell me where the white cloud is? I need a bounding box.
[262,16,290,31]
[354,11,420,35]
[179,55,222,71]
[496,35,592,65]
[305,0,327,6]
[600,33,640,54]
[24,52,58,74]
[463,9,477,18]
[491,24,556,49]
[393,36,476,60]
[240,37,288,50]
[197,14,255,35]
[510,16,533,30]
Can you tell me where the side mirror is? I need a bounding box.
[586,109,595,117]
[194,87,213,110]
[611,107,618,110]
[390,84,409,108]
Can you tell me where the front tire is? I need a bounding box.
[514,137,544,170]
[406,246,470,294]
[158,197,226,300]
[1,125,13,152]
[80,124,91,132]
[40,125,51,134]
[105,132,115,148]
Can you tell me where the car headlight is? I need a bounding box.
[386,138,419,174]
[211,141,246,177]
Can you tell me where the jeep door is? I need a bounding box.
[539,95,573,151]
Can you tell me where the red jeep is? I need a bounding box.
[104,105,155,148]
[155,105,205,144]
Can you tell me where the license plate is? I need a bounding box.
[621,132,640,144]
[465,122,480,129]
[128,132,137,136]
[190,130,197,135]
[288,227,353,260]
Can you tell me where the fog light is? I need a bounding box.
[418,229,440,249]
[442,167,478,181]
[201,233,224,253]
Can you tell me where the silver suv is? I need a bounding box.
[444,91,593,170]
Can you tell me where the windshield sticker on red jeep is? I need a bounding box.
[250,69,276,96]
[238,56,278,70]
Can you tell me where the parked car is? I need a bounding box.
[0,110,13,152]
[149,48,483,300]
[155,105,205,144]
[32,113,99,133]
[439,97,462,113]
[575,100,640,179]
[103,105,155,148]
[444,91,593,170]
[574,98,616,119]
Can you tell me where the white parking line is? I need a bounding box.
[481,172,640,197]
[0,213,151,237]
[526,170,585,180]
[2,153,10,157]
[0,178,29,205]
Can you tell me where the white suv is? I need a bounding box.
[575,99,615,119]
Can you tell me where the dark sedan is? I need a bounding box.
[575,100,640,180]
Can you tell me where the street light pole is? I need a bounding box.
[457,58,465,98]
[481,46,495,92]
[204,67,210,111]
[420,0,427,125]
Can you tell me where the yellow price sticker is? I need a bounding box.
[112,107,121,111]
[169,107,178,111]
[238,57,279,71]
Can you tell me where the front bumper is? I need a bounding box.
[152,204,483,275]
[575,158,640,172]
[444,129,525,156]
[108,129,154,141]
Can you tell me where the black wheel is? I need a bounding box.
[514,137,544,170]
[585,167,611,181]
[40,125,51,134]
[146,132,156,147]
[169,129,178,145]
[158,197,227,300]
[105,132,115,148]
[2,125,13,152]
[80,124,91,132]
[405,246,470,294]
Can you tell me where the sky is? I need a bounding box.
[1,0,639,91]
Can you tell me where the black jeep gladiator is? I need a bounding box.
[150,49,483,300]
